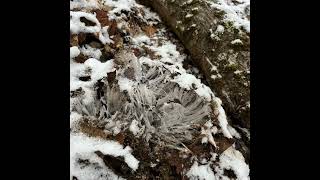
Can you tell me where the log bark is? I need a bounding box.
[137,0,250,129]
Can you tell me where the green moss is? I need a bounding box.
[222,21,241,35]
[214,9,225,19]
[223,21,234,30]
[225,63,238,72]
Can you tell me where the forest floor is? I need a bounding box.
[70,0,250,179]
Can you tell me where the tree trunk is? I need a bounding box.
[137,0,250,129]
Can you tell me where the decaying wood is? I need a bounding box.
[137,0,250,129]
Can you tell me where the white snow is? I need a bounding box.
[118,77,135,92]
[129,119,145,136]
[129,119,139,135]
[205,57,218,72]
[70,11,101,34]
[99,26,114,44]
[70,1,250,179]
[80,45,102,59]
[231,39,243,44]
[201,121,217,147]
[185,13,194,18]
[207,0,250,32]
[150,163,157,168]
[217,146,250,180]
[211,75,217,79]
[216,25,225,33]
[70,111,82,128]
[70,133,140,171]
[150,41,182,64]
[213,97,233,138]
[187,0,193,4]
[70,57,115,120]
[171,73,213,101]
[187,161,216,180]
[70,46,81,59]
[234,70,242,74]
[71,11,113,45]
[139,6,161,25]
[131,35,151,45]
[192,7,199,11]
[103,0,135,15]
[191,24,197,27]
[70,0,100,10]
[210,152,218,161]
[227,125,241,139]
[84,58,115,82]
[71,153,123,180]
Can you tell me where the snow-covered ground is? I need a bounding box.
[70,0,250,179]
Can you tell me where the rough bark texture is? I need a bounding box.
[137,0,250,129]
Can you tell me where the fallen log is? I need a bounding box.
[137,0,250,129]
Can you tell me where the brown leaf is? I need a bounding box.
[108,20,118,36]
[78,33,87,45]
[142,25,157,37]
[95,151,132,178]
[107,71,117,87]
[215,136,235,154]
[115,132,125,144]
[74,53,88,64]
[132,48,141,57]
[70,34,78,46]
[110,34,123,49]
[78,119,110,139]
[142,45,159,59]
[94,9,110,27]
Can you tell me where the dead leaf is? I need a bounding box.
[78,33,87,45]
[74,53,88,64]
[108,20,118,36]
[70,34,79,46]
[94,9,110,27]
[142,25,157,37]
[115,133,125,144]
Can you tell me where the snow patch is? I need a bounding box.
[171,73,213,101]
[70,111,82,128]
[70,46,81,59]
[217,146,250,180]
[84,58,115,82]
[216,25,225,33]
[150,41,182,64]
[207,0,250,32]
[80,45,102,59]
[99,26,114,44]
[70,11,101,34]
[70,0,100,10]
[201,121,218,147]
[118,77,135,92]
[132,35,151,45]
[70,133,140,171]
[103,0,135,15]
[227,125,241,139]
[231,39,243,44]
[185,13,194,18]
[187,161,216,180]
[213,98,233,138]
[129,119,145,136]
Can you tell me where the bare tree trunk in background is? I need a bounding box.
[137,0,250,129]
